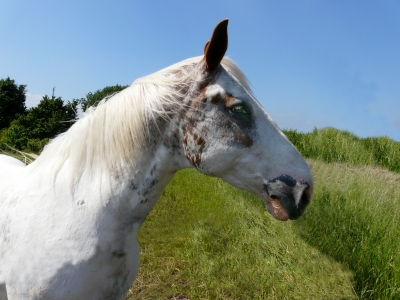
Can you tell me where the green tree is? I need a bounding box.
[0,94,78,153]
[0,77,27,129]
[80,84,128,112]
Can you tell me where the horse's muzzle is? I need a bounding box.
[263,174,312,221]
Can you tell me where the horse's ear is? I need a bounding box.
[204,19,228,71]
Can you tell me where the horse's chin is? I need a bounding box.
[265,196,289,221]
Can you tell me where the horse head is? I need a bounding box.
[179,19,313,221]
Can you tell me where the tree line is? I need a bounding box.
[0,77,127,153]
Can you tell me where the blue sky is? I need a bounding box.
[1,1,399,141]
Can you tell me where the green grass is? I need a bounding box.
[284,127,400,172]
[297,160,400,299]
[128,167,357,299]
[128,160,400,299]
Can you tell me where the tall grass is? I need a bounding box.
[296,160,400,299]
[128,169,356,299]
[129,160,400,299]
[284,127,400,172]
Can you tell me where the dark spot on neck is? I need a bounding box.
[129,181,138,191]
[112,251,126,258]
[150,164,157,176]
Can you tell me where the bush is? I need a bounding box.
[79,84,128,112]
[0,95,78,153]
[0,77,27,129]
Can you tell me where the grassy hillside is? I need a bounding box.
[129,165,357,299]
[284,127,400,173]
[128,160,399,299]
[298,160,400,299]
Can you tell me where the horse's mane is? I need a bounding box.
[26,56,251,183]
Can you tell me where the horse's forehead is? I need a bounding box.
[205,71,249,99]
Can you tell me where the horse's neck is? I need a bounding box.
[90,123,188,229]
[24,102,189,229]
[118,148,177,223]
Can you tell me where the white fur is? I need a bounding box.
[0,56,312,299]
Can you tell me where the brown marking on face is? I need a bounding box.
[187,122,194,134]
[209,92,238,106]
[223,93,236,106]
[77,200,85,206]
[197,78,209,91]
[219,109,254,148]
[211,94,220,104]
[194,154,201,166]
[191,86,208,108]
[197,137,205,146]
[185,153,193,164]
[186,153,202,167]
[234,130,253,147]
[181,68,254,169]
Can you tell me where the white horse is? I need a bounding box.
[0,19,313,299]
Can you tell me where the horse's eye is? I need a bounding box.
[230,105,251,119]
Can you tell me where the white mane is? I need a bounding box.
[26,56,251,182]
